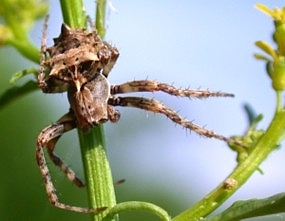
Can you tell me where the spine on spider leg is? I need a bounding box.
[156,83,234,98]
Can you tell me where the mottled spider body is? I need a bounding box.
[38,22,119,93]
[37,17,235,213]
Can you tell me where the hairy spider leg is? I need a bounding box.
[37,111,83,186]
[36,111,105,213]
[108,96,233,143]
[110,80,234,98]
[38,15,49,90]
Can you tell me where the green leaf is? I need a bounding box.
[9,68,38,84]
[0,80,38,109]
[243,103,259,125]
[205,192,285,221]
[0,25,13,45]
[0,0,46,63]
[0,0,48,35]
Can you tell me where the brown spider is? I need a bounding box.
[37,17,235,213]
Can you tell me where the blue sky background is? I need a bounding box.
[30,0,285,218]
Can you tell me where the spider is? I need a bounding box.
[37,17,236,213]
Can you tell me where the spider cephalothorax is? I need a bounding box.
[37,17,236,213]
[38,19,119,93]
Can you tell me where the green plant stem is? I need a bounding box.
[59,1,116,220]
[276,91,283,112]
[8,38,40,63]
[103,201,171,221]
[78,127,116,221]
[173,109,285,221]
[1,0,43,63]
[95,0,107,38]
[60,0,86,28]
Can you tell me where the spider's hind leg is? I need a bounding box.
[46,137,85,188]
[37,110,84,187]
[36,110,102,213]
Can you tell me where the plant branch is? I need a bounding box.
[173,109,285,221]
[95,0,107,38]
[8,37,40,63]
[103,201,171,221]
[59,1,116,221]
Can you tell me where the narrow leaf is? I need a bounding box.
[0,80,38,109]
[9,68,38,84]
[206,192,285,221]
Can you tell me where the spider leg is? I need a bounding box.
[107,105,121,123]
[38,110,83,186]
[100,43,120,78]
[38,15,49,90]
[36,111,104,212]
[111,80,234,98]
[109,96,233,143]
[46,137,85,187]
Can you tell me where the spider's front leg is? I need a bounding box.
[109,96,235,143]
[99,43,120,78]
[111,80,234,98]
[36,110,102,213]
[38,16,69,94]
[37,15,49,91]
